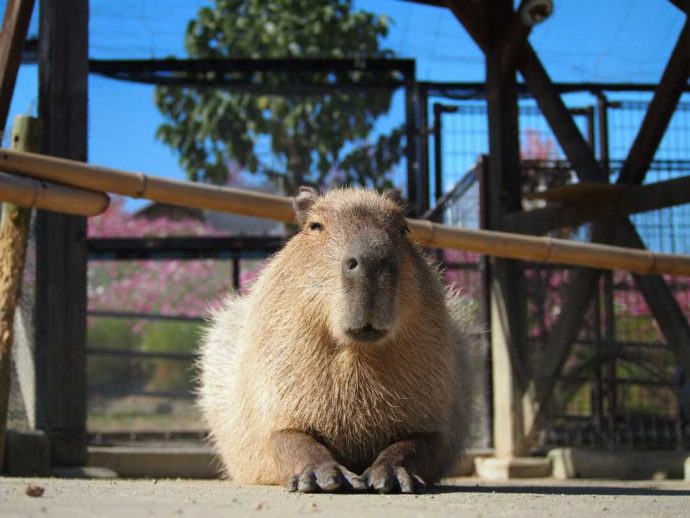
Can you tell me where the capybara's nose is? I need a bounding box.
[341,252,397,280]
[342,230,399,282]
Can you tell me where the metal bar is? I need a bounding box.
[559,376,677,388]
[232,257,241,291]
[87,389,194,401]
[87,236,283,261]
[477,156,494,448]
[419,81,690,98]
[90,57,416,74]
[404,68,422,215]
[596,93,611,176]
[603,271,617,445]
[86,348,197,362]
[616,22,690,185]
[584,106,595,150]
[592,275,604,441]
[87,310,203,323]
[418,85,431,213]
[88,58,415,92]
[433,103,444,203]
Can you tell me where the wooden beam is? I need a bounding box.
[616,23,689,185]
[0,0,36,128]
[485,0,532,458]
[500,5,532,74]
[503,174,690,235]
[35,0,89,467]
[667,0,690,14]
[526,267,602,441]
[444,0,490,54]
[613,220,690,374]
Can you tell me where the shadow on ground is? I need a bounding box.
[431,483,690,497]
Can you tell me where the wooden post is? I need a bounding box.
[35,0,89,466]
[485,0,532,458]
[0,116,41,470]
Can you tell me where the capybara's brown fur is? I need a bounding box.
[198,187,474,493]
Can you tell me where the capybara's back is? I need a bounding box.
[198,187,474,493]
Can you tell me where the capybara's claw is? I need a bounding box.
[297,469,319,492]
[364,463,426,494]
[289,463,365,493]
[286,475,299,492]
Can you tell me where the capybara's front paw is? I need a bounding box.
[286,462,367,493]
[362,462,427,494]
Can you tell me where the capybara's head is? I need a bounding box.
[293,187,417,346]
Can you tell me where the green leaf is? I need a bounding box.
[154,0,402,194]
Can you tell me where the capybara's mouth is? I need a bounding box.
[345,324,388,343]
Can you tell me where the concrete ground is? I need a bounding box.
[1,477,689,517]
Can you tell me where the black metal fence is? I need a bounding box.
[431,93,690,450]
[82,85,690,450]
[85,236,282,438]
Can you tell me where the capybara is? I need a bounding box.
[198,187,474,493]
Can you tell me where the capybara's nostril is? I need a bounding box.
[346,258,358,270]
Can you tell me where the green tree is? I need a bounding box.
[155,0,404,194]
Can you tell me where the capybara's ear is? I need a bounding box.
[294,186,319,226]
[383,188,404,209]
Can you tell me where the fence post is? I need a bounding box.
[0,115,41,469]
[35,0,89,466]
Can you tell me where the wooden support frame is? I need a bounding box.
[0,0,35,129]
[499,2,533,76]
[445,0,690,452]
[35,0,89,467]
[484,0,533,457]
[668,0,690,14]
[503,175,690,235]
[616,23,689,185]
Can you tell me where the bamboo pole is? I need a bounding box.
[1,147,690,277]
[0,117,40,469]
[0,148,295,222]
[0,172,110,216]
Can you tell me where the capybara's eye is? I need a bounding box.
[309,221,324,232]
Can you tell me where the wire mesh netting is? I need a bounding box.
[433,93,690,450]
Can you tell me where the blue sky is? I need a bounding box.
[4,0,687,213]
